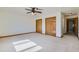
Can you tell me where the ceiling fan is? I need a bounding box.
[25,7,42,15]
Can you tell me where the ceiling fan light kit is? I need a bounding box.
[32,12,36,15]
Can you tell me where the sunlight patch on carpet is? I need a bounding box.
[12,39,42,52]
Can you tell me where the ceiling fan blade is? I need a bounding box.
[25,8,31,11]
[36,8,43,10]
[29,7,43,10]
[35,11,42,13]
[26,12,32,14]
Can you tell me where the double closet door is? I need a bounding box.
[45,17,56,36]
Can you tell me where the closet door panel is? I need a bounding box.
[36,19,42,33]
[45,17,56,36]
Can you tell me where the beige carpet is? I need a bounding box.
[0,33,78,52]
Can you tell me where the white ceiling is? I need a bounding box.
[0,7,79,15]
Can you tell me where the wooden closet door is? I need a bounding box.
[45,17,56,36]
[50,21,56,35]
[36,19,42,33]
[46,21,51,34]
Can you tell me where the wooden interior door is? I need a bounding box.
[45,17,56,36]
[36,19,42,33]
[66,19,69,33]
[74,17,78,36]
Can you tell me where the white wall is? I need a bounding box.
[78,18,79,32]
[56,12,62,37]
[61,13,67,34]
[42,15,45,34]
[78,13,79,33]
[0,9,35,36]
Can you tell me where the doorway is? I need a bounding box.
[66,17,78,36]
[36,19,42,33]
